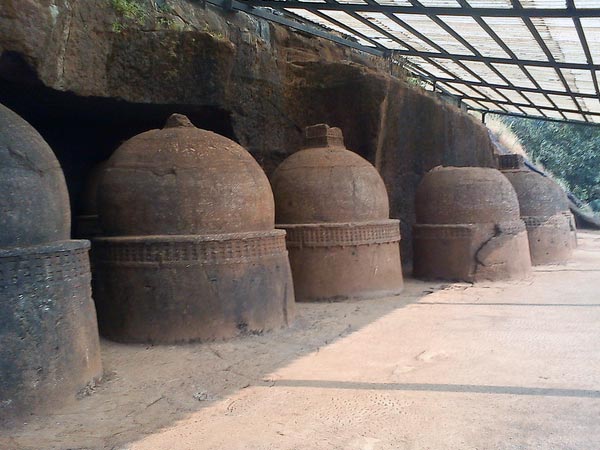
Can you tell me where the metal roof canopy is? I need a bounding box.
[203,0,600,126]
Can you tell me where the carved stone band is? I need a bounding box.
[278,220,401,248]
[93,230,288,265]
[0,240,91,288]
[414,221,526,240]
[522,214,571,229]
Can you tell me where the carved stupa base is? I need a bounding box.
[92,230,295,343]
[523,214,575,265]
[0,240,102,421]
[413,221,532,282]
[278,220,404,302]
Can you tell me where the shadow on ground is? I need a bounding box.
[1,279,442,450]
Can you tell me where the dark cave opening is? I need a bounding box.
[0,52,237,225]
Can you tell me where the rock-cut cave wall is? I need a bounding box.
[0,0,496,267]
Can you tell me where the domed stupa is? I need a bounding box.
[413,166,532,281]
[271,124,403,302]
[499,154,575,264]
[0,103,102,420]
[93,114,295,343]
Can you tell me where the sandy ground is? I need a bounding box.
[2,232,600,450]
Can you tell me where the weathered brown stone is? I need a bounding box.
[499,155,575,265]
[413,166,532,282]
[272,124,403,302]
[93,114,294,343]
[0,103,102,422]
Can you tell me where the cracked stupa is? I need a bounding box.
[413,166,532,282]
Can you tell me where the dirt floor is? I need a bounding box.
[2,232,600,450]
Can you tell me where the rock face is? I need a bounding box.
[499,154,575,265]
[0,103,102,421]
[0,0,497,269]
[93,114,295,343]
[413,166,532,282]
[272,124,403,301]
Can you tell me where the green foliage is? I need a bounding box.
[110,0,147,31]
[498,115,600,204]
[406,76,426,89]
[110,0,184,32]
[110,0,146,22]
[202,24,226,41]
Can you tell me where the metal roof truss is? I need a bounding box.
[203,0,600,126]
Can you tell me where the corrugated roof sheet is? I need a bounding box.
[234,0,600,124]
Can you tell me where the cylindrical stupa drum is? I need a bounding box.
[413,166,532,282]
[0,103,102,421]
[499,154,575,265]
[271,124,403,302]
[93,114,294,344]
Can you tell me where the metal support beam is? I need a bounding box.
[202,0,387,56]
[241,1,600,18]
[436,78,599,100]
[458,94,600,118]
[392,48,600,72]
[470,108,600,128]
[199,0,600,127]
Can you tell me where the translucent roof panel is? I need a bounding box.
[520,106,544,116]
[393,14,475,55]
[285,9,374,45]
[532,17,587,64]
[575,0,600,7]
[523,66,565,91]
[375,0,412,5]
[433,58,485,82]
[481,17,549,61]
[580,19,600,65]
[520,0,566,7]
[522,92,555,109]
[238,0,600,125]
[491,63,538,89]
[460,61,509,85]
[446,82,487,99]
[418,0,461,6]
[561,68,596,95]
[496,88,532,105]
[548,94,579,111]
[564,111,586,121]
[405,57,453,78]
[319,10,406,49]
[437,82,466,97]
[439,16,510,58]
[465,0,512,8]
[581,98,600,113]
[463,99,485,110]
[476,86,508,102]
[544,109,565,119]
[358,12,439,51]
